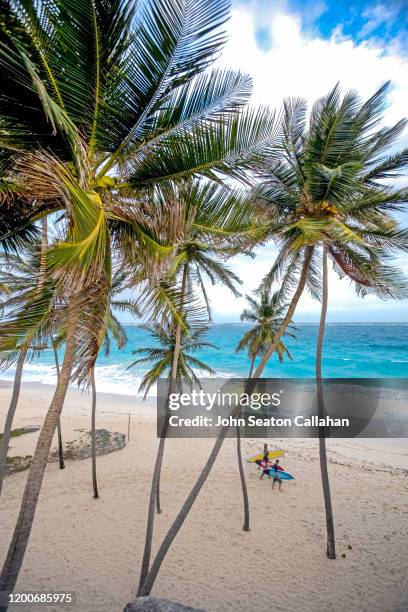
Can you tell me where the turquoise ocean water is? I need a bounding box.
[2,323,408,396]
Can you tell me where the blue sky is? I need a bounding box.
[237,0,408,52]
[249,0,408,51]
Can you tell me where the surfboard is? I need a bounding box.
[264,470,294,481]
[247,450,284,463]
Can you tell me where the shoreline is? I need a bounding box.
[1,379,407,471]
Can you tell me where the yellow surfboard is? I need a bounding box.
[247,450,284,463]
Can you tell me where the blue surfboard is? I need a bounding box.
[264,470,295,480]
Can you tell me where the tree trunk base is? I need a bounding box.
[327,544,336,559]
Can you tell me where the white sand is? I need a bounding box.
[1,381,407,612]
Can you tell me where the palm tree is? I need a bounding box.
[129,322,216,397]
[130,319,217,595]
[236,289,296,376]
[252,83,408,378]
[0,220,54,496]
[134,180,263,594]
[235,289,297,531]
[0,0,278,595]
[236,289,296,531]
[249,84,408,558]
[138,83,408,595]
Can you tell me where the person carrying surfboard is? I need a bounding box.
[270,460,284,491]
[260,459,284,489]
[255,443,269,470]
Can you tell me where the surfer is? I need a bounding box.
[255,443,269,470]
[260,453,277,480]
[271,459,284,491]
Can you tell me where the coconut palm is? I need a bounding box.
[249,84,408,559]
[137,83,408,595]
[0,0,279,594]
[0,220,58,497]
[236,289,297,376]
[236,289,295,531]
[129,317,217,590]
[134,179,264,593]
[129,322,216,396]
[235,288,297,531]
[252,83,408,377]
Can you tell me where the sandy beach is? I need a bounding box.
[1,381,407,612]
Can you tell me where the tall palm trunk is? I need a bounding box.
[0,347,28,497]
[316,245,336,559]
[155,262,188,514]
[138,250,314,596]
[236,422,249,531]
[51,338,65,470]
[137,263,188,594]
[91,368,99,499]
[0,220,50,497]
[0,305,79,603]
[235,355,255,532]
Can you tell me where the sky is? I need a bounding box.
[204,0,408,323]
[119,0,408,324]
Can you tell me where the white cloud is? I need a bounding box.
[359,2,398,39]
[207,4,408,322]
[220,4,408,122]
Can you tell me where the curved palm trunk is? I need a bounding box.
[316,246,336,559]
[138,416,237,597]
[51,339,65,470]
[0,347,28,497]
[0,306,79,602]
[91,369,99,499]
[138,264,188,594]
[138,250,314,596]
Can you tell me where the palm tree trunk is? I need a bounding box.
[91,368,99,499]
[155,263,188,514]
[235,356,255,532]
[0,347,28,497]
[252,247,313,378]
[316,245,336,559]
[236,423,249,531]
[248,355,256,378]
[138,409,251,597]
[51,338,65,470]
[0,304,79,602]
[56,419,64,471]
[138,264,188,594]
[138,249,314,596]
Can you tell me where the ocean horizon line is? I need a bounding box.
[121,321,408,327]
